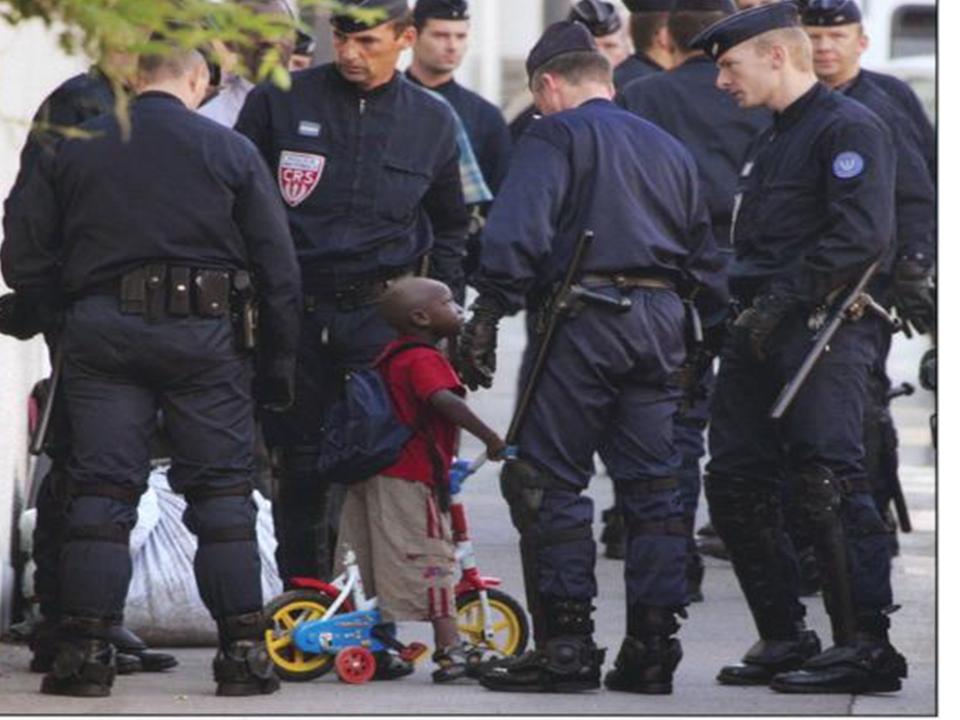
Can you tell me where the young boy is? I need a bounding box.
[335,277,506,683]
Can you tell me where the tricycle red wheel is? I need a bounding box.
[335,647,377,684]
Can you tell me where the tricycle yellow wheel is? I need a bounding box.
[264,589,337,681]
[455,588,529,658]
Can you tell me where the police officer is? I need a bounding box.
[234,0,469,675]
[199,0,295,128]
[692,3,907,693]
[618,0,771,602]
[510,2,628,169]
[459,21,728,694]
[0,47,181,678]
[614,0,676,90]
[1,42,301,697]
[406,0,512,274]
[802,0,934,552]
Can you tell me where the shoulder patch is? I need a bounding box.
[833,151,865,179]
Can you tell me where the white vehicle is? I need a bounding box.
[861,0,936,120]
[861,0,936,67]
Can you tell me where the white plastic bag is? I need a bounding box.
[123,466,282,646]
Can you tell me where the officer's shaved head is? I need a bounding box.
[138,46,206,83]
[531,51,612,92]
[752,26,813,72]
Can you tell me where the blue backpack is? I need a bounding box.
[317,341,433,485]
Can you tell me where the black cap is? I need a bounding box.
[802,0,862,26]
[569,0,624,37]
[414,0,469,23]
[623,0,675,12]
[331,0,410,33]
[294,28,316,55]
[526,20,599,79]
[691,2,800,60]
[673,0,737,11]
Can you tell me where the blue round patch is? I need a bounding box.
[833,151,865,179]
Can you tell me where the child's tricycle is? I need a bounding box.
[264,454,530,683]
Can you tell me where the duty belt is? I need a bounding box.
[304,269,415,312]
[77,264,244,324]
[579,273,675,291]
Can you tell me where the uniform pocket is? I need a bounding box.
[376,154,432,222]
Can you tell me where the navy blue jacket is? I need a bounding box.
[407,72,512,194]
[844,72,935,270]
[613,52,663,91]
[618,55,771,243]
[1,92,302,361]
[235,64,469,291]
[10,68,116,204]
[730,83,895,305]
[475,98,728,318]
[861,69,935,183]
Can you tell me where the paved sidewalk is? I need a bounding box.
[0,317,936,715]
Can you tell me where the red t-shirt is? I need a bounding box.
[377,337,465,487]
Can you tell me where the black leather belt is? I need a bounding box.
[304,270,415,311]
[580,273,675,290]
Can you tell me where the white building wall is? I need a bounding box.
[0,20,86,630]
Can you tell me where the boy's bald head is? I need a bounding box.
[380,277,453,332]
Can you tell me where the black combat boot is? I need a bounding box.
[717,630,822,685]
[480,598,605,693]
[106,624,179,674]
[600,506,626,560]
[605,606,683,694]
[40,617,116,697]
[213,611,281,697]
[771,611,907,694]
[684,517,704,603]
[29,618,60,673]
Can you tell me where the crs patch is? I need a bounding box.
[278,150,325,207]
[832,151,865,179]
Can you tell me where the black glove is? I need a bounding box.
[731,294,798,362]
[457,296,503,391]
[919,348,936,392]
[0,292,57,340]
[892,259,935,336]
[255,356,296,412]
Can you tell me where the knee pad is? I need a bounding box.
[184,484,257,547]
[500,459,556,534]
[704,474,780,542]
[66,483,143,545]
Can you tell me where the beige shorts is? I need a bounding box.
[335,474,456,623]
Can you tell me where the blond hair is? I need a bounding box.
[753,26,813,71]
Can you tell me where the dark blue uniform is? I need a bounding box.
[618,54,770,589]
[860,69,935,182]
[235,64,469,581]
[1,92,301,629]
[612,51,664,90]
[476,98,727,611]
[842,72,935,535]
[705,83,897,642]
[5,68,117,632]
[406,72,511,194]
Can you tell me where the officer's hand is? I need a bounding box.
[893,259,935,336]
[0,292,58,340]
[731,294,797,362]
[255,357,296,412]
[457,297,504,391]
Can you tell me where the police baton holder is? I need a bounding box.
[506,230,595,443]
[770,260,899,420]
[30,341,63,456]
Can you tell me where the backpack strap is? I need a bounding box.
[376,340,452,508]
